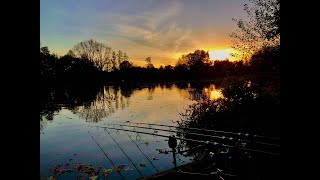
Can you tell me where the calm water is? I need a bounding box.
[40,82,224,179]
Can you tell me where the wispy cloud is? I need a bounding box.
[112,1,193,51]
[41,0,248,67]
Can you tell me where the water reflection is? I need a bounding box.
[40,81,225,128]
[176,78,280,156]
[175,82,224,102]
[147,85,156,100]
[40,78,278,134]
[40,78,279,179]
[73,86,130,123]
[208,85,224,100]
[40,80,280,129]
[174,78,280,179]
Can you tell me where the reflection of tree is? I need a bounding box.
[176,81,224,102]
[119,84,135,98]
[177,78,280,179]
[74,86,130,122]
[177,78,280,153]
[40,89,62,122]
[147,85,156,100]
[182,80,280,137]
[40,84,132,126]
[175,82,189,89]
[164,83,173,90]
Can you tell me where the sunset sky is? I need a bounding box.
[40,0,248,67]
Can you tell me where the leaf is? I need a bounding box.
[152,157,159,161]
[103,169,110,177]
[48,176,57,180]
[139,163,146,167]
[49,167,60,175]
[96,166,102,174]
[113,164,126,172]
[76,164,87,172]
[59,169,74,174]
[90,175,98,180]
[85,168,95,177]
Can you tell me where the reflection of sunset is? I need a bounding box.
[204,85,224,100]
[210,89,223,100]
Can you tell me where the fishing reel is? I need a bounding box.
[168,135,177,149]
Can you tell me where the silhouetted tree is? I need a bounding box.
[117,50,124,66]
[119,60,133,70]
[66,50,76,57]
[250,44,280,72]
[111,51,117,71]
[212,60,236,76]
[177,55,189,66]
[40,46,50,56]
[57,53,97,75]
[71,39,113,71]
[145,57,154,68]
[159,65,164,71]
[123,52,129,61]
[40,46,58,80]
[230,0,280,60]
[186,50,210,68]
[164,65,173,70]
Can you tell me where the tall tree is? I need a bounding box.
[145,57,154,68]
[119,61,133,70]
[186,50,210,68]
[40,46,58,80]
[230,0,280,60]
[123,52,129,62]
[40,46,50,56]
[117,50,124,66]
[72,39,113,71]
[111,51,117,71]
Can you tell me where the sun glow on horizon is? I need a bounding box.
[209,48,234,61]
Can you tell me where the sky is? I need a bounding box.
[40,0,248,67]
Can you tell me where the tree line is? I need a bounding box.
[41,0,280,84]
[40,39,131,83]
[40,42,279,84]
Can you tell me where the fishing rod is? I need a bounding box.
[130,122,280,141]
[119,126,160,173]
[176,170,237,180]
[87,131,125,180]
[103,128,144,178]
[89,129,235,180]
[90,125,280,156]
[106,123,280,147]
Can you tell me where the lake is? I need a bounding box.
[40,78,280,179]
[40,81,227,179]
